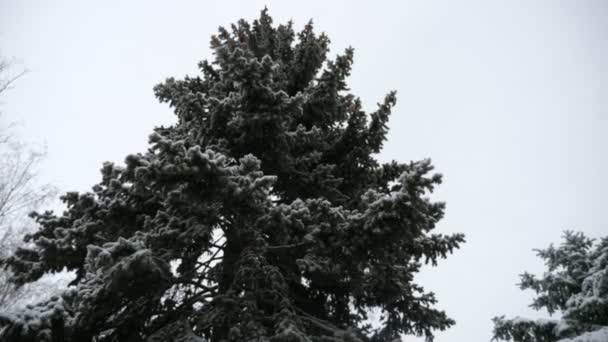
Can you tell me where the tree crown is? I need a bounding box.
[1,10,464,342]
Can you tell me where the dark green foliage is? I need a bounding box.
[1,10,464,342]
[492,232,608,342]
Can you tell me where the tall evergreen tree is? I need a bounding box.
[0,10,464,342]
[493,231,608,342]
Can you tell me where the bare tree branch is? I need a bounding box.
[0,57,27,96]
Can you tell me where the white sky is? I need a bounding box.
[1,1,606,341]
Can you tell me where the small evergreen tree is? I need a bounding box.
[0,10,464,342]
[493,231,608,342]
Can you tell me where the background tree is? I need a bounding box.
[1,10,464,342]
[492,231,608,342]
[0,56,59,311]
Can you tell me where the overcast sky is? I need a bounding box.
[1,1,606,341]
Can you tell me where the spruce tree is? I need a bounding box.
[493,231,608,342]
[0,10,464,342]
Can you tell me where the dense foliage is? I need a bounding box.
[0,10,464,342]
[493,231,608,342]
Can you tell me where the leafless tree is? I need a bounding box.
[0,57,59,310]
